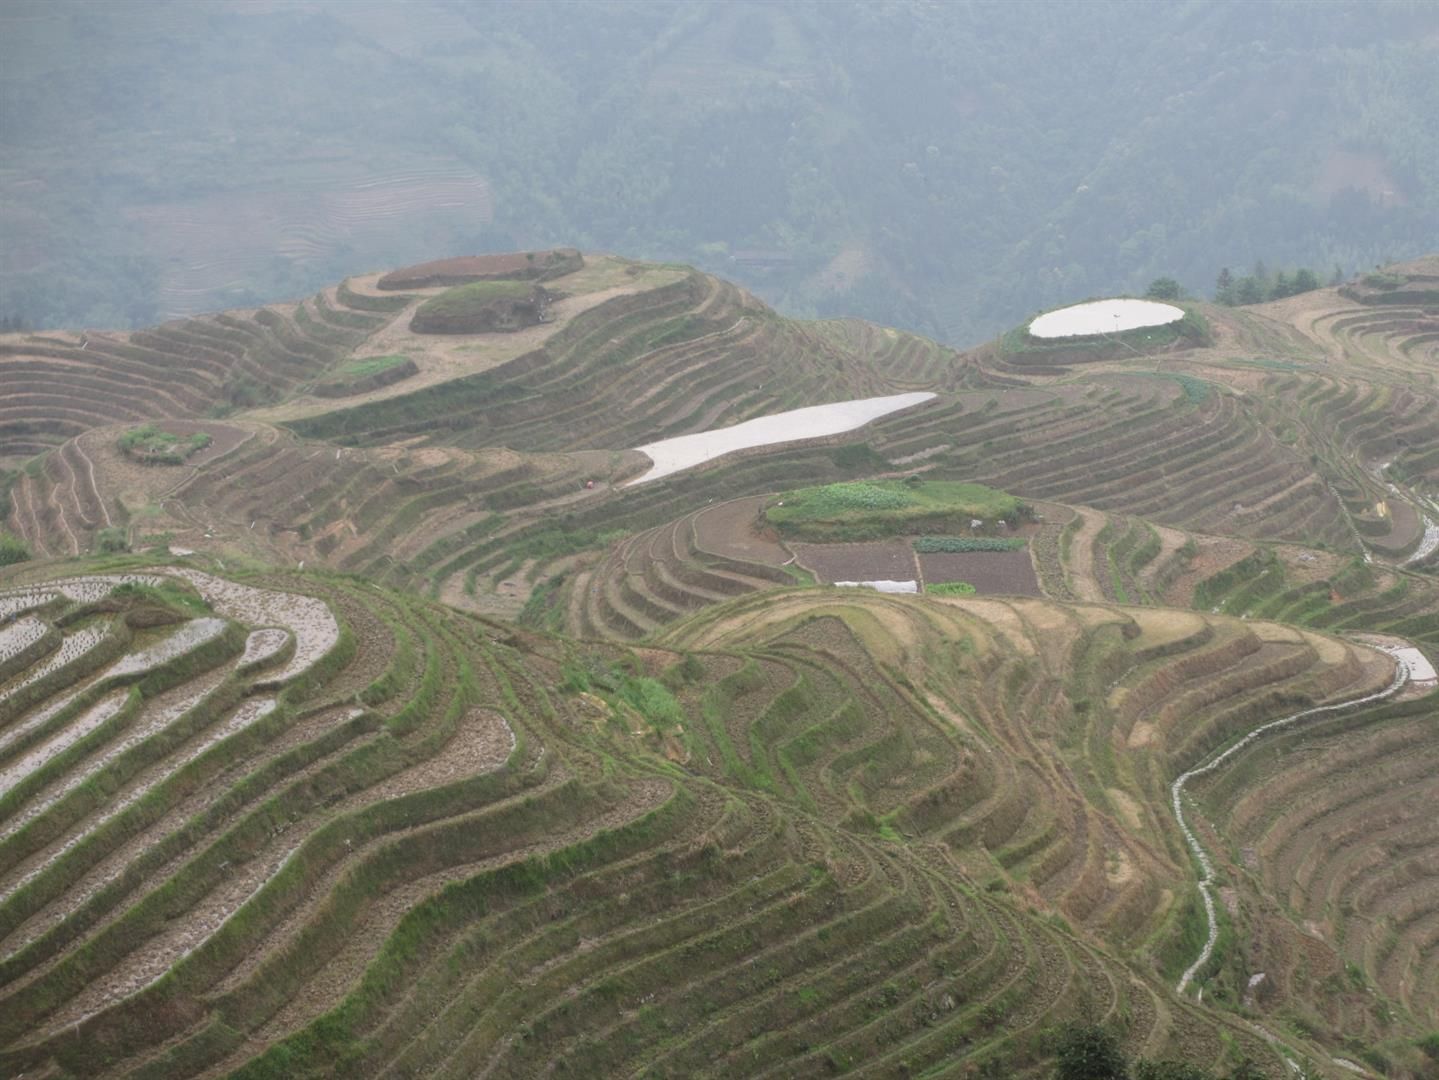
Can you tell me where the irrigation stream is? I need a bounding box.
[1171,650,1414,996]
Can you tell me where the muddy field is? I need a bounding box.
[919,550,1041,596]
[791,541,917,584]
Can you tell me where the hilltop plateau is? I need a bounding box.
[1,249,1437,1078]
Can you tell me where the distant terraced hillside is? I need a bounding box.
[2,252,1438,1075]
[0,564,1408,1078]
[0,289,390,467]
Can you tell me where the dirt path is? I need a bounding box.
[1064,507,1108,603]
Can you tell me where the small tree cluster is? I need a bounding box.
[1214,262,1326,306]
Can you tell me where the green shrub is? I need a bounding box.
[0,530,30,567]
[926,581,976,596]
[336,354,408,377]
[96,527,129,553]
[617,675,684,729]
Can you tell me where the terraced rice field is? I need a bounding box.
[2,251,1437,1074]
[2,568,1374,1077]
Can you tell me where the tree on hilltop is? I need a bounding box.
[1215,267,1234,304]
[1146,277,1184,300]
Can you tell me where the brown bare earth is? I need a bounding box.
[690,496,791,566]
[919,549,1042,596]
[790,541,917,583]
[1065,507,1109,603]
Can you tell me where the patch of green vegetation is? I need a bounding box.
[95,527,129,554]
[117,423,211,465]
[336,354,408,377]
[766,480,1025,542]
[926,581,976,596]
[1166,373,1212,404]
[914,536,1026,553]
[829,442,890,473]
[0,530,31,567]
[415,280,534,318]
[559,655,683,730]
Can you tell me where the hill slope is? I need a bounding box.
[1,250,1437,1077]
[0,564,1405,1078]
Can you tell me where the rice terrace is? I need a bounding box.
[1,248,1438,1079]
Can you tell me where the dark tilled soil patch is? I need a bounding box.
[920,550,1041,596]
[791,541,917,584]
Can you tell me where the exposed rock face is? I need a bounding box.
[377,248,583,290]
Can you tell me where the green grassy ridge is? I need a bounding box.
[765,479,1023,543]
[414,279,536,316]
[333,354,409,378]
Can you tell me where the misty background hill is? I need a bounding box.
[2,0,1437,342]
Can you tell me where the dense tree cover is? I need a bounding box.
[2,0,1436,340]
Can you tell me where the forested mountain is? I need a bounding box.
[2,0,1437,341]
